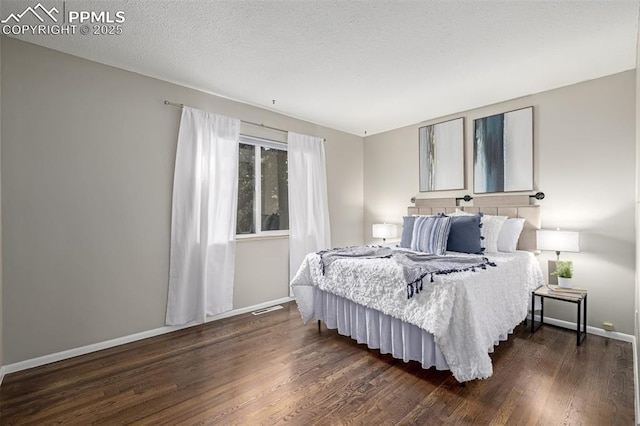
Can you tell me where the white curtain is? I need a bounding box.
[287,132,332,281]
[166,107,240,325]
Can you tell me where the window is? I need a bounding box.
[237,135,288,236]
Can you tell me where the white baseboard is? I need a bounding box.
[529,313,634,342]
[2,297,295,376]
[205,297,293,322]
[548,316,634,341]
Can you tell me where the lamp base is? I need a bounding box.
[548,260,558,285]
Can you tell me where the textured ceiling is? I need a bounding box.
[3,0,639,136]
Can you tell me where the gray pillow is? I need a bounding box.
[399,216,417,248]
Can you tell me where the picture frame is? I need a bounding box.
[419,117,465,192]
[473,106,533,194]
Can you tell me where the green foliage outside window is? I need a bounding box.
[236,140,288,235]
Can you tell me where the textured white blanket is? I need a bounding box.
[290,248,544,382]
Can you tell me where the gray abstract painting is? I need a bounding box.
[474,107,533,193]
[419,118,464,192]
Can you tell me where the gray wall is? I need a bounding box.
[365,71,636,334]
[1,37,364,364]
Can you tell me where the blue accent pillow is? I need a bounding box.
[410,215,452,255]
[447,214,483,254]
[400,216,417,248]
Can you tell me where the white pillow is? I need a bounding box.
[497,218,526,252]
[482,215,508,253]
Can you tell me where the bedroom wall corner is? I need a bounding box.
[323,127,365,249]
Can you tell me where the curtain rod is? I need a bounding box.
[164,100,318,139]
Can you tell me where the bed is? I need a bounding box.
[290,195,545,382]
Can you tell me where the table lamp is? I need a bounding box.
[536,228,580,284]
[373,223,397,244]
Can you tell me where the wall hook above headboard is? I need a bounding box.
[456,195,473,203]
[530,192,545,200]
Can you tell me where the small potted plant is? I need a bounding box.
[552,260,573,288]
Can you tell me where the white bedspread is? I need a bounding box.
[290,248,544,382]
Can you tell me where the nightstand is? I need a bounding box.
[531,285,587,346]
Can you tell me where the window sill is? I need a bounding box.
[236,234,289,242]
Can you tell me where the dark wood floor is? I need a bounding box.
[0,301,634,425]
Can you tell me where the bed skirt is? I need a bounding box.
[312,287,450,371]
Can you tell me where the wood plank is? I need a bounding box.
[0,302,634,424]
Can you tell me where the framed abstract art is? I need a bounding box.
[473,107,533,193]
[419,117,464,192]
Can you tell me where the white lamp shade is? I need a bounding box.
[536,229,580,252]
[373,223,398,239]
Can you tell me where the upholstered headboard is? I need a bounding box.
[407,195,541,252]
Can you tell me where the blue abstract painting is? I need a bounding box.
[474,107,533,193]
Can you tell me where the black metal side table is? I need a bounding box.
[531,285,587,346]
